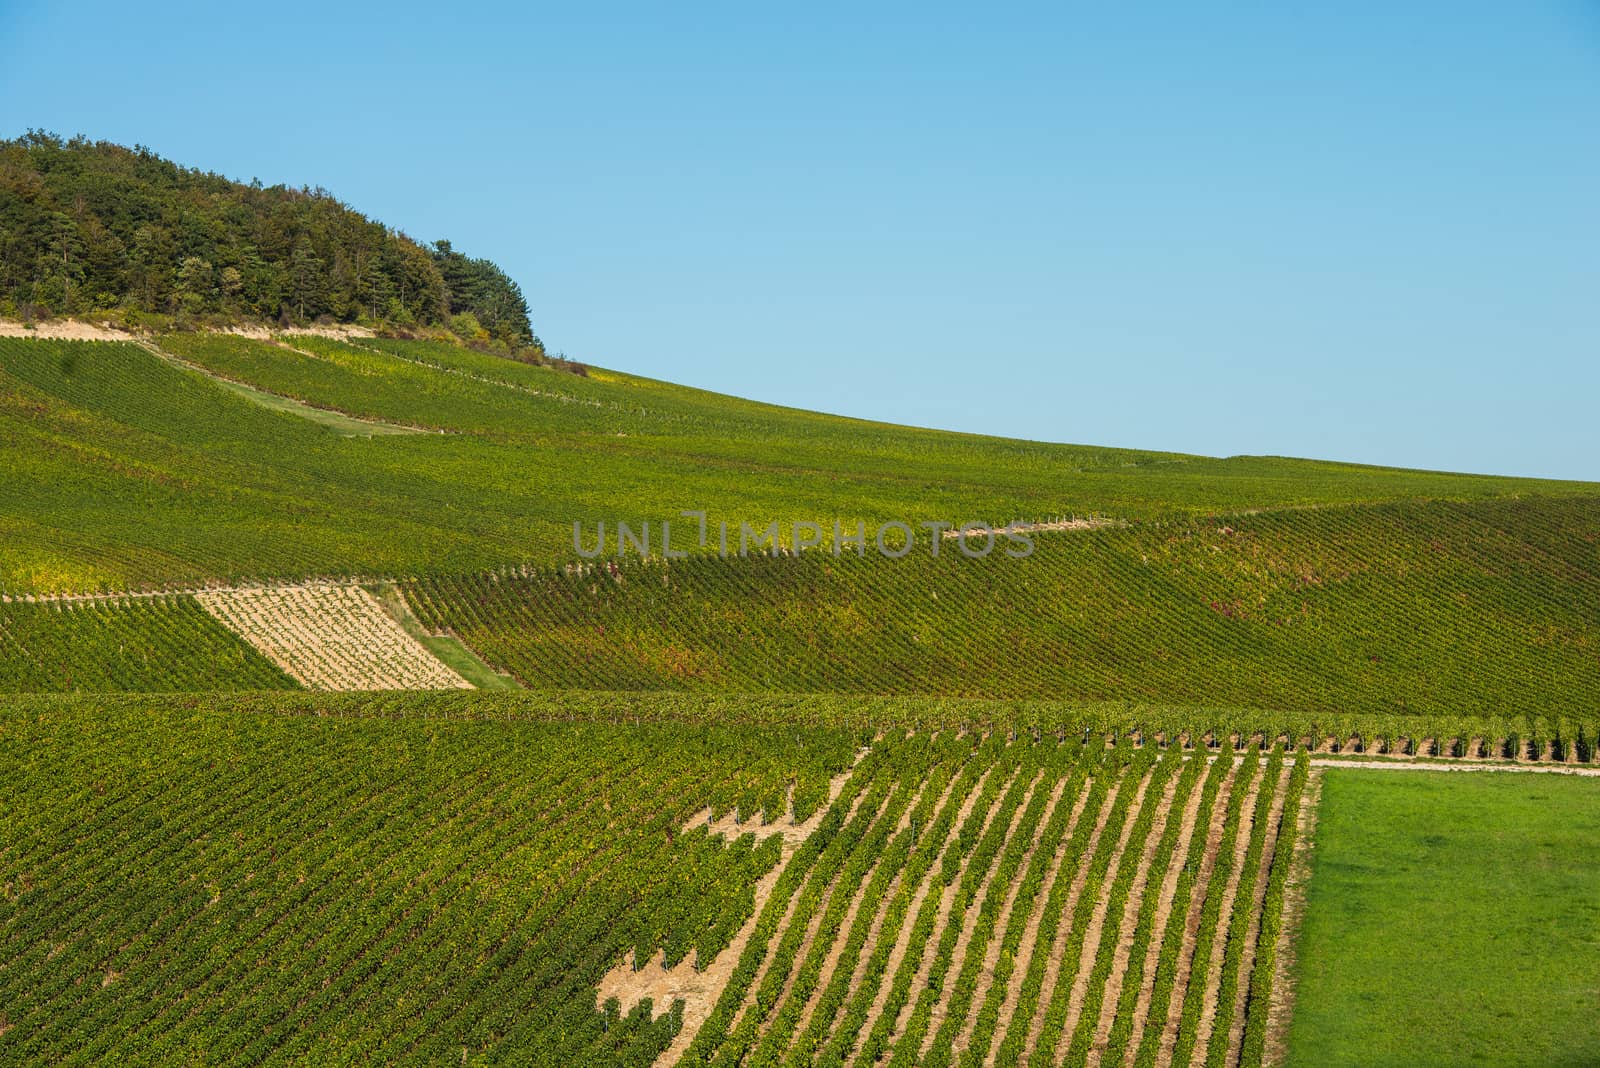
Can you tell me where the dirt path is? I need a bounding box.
[1186,762,1269,1062]
[1118,756,1218,1068]
[1222,764,1293,1066]
[949,774,1071,1059]
[978,780,1094,1066]
[1261,769,1322,1068]
[915,772,1046,1062]
[938,517,1122,538]
[1085,766,1184,1065]
[1308,758,1600,777]
[1153,756,1241,1068]
[1019,771,1124,1061]
[1056,767,1157,1060]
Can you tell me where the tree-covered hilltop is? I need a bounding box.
[0,131,540,349]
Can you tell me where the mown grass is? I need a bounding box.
[366,582,520,690]
[179,364,421,438]
[1285,770,1600,1067]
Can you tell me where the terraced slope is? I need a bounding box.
[4,334,1593,596]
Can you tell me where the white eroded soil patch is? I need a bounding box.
[195,583,469,690]
[595,763,861,1066]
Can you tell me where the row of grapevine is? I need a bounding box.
[620,731,1310,1068]
[0,696,859,1064]
[402,491,1600,723]
[0,596,296,691]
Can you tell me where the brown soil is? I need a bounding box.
[915,772,1046,1061]
[977,780,1095,1066]
[1085,765,1184,1065]
[1058,767,1157,1052]
[785,776,939,1043]
[850,765,1002,1065]
[948,774,1070,1059]
[1222,765,1293,1065]
[1187,760,1268,1061]
[1119,755,1223,1068]
[882,766,1026,1053]
[1019,770,1125,1060]
[794,769,968,1049]
[1153,755,1241,1067]
[751,789,896,1047]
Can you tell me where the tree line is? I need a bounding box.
[0,131,541,352]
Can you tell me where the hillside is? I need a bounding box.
[3,327,1598,1067]
[3,38,1594,1065]
[4,329,1598,729]
[0,134,538,347]
[3,332,1594,598]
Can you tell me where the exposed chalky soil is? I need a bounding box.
[195,583,470,690]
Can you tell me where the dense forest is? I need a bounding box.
[0,132,540,350]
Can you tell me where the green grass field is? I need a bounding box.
[1285,770,1600,1067]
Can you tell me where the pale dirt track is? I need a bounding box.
[0,318,373,341]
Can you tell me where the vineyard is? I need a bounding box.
[607,732,1310,1068]
[403,494,1600,719]
[5,334,1597,596]
[0,694,858,1065]
[1,682,1595,1064]
[2,325,1597,1064]
[0,596,296,692]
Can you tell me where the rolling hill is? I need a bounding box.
[2,210,1598,1063]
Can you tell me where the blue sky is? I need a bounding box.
[4,2,1598,479]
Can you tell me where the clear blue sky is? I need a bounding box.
[4,2,1598,480]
